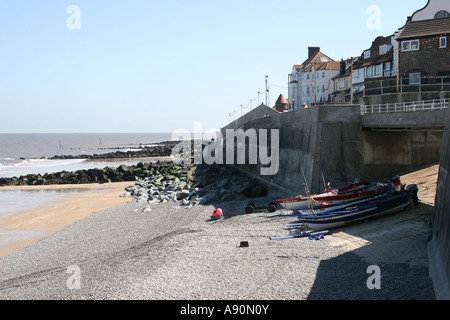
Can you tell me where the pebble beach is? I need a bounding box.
[0,165,438,301]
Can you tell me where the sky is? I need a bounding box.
[0,0,428,134]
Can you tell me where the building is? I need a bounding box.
[331,58,357,104]
[273,94,288,112]
[397,17,450,87]
[351,35,397,101]
[394,0,450,90]
[289,47,340,109]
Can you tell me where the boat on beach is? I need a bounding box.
[297,184,417,231]
[295,191,390,215]
[274,175,402,211]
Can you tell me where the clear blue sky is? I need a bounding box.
[0,0,427,133]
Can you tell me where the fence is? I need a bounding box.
[361,98,449,114]
[364,75,450,96]
[329,75,450,105]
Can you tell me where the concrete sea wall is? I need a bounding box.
[222,105,364,195]
[222,104,444,194]
[429,108,450,300]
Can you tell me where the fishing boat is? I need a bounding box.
[295,191,389,215]
[297,184,417,231]
[274,175,401,211]
[275,182,387,210]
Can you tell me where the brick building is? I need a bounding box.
[397,16,450,88]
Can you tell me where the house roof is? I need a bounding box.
[353,35,394,68]
[302,61,340,72]
[333,57,360,80]
[317,61,340,70]
[299,51,335,71]
[361,49,393,67]
[397,16,450,39]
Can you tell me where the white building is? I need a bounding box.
[289,47,340,109]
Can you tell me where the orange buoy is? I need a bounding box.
[211,208,223,220]
[319,202,329,206]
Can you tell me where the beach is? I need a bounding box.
[0,182,133,258]
[0,165,438,300]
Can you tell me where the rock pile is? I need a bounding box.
[0,161,173,186]
[0,156,269,206]
[48,142,179,160]
[124,163,268,207]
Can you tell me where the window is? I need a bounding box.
[374,64,382,77]
[379,45,388,55]
[322,72,325,78]
[359,68,365,79]
[435,10,450,19]
[339,80,345,89]
[409,73,421,85]
[366,66,373,77]
[402,40,420,51]
[440,37,447,49]
[384,62,392,77]
[307,74,310,80]
[364,50,371,59]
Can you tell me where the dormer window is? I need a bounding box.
[364,50,371,59]
[379,45,389,55]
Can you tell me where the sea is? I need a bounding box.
[0,133,175,218]
[0,133,174,178]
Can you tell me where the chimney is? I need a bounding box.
[340,59,346,76]
[308,47,320,58]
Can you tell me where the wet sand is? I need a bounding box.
[0,182,133,258]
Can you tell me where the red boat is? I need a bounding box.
[275,175,401,210]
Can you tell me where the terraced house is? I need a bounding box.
[354,0,450,104]
[397,16,450,88]
[288,47,340,109]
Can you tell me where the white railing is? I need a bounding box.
[361,98,449,114]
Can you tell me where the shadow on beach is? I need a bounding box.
[306,202,436,299]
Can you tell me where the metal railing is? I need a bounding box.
[361,98,449,114]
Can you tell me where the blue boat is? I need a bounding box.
[297,185,418,231]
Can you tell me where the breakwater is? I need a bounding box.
[48,141,177,160]
[0,157,268,207]
[0,142,178,186]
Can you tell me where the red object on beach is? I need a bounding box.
[211,208,223,220]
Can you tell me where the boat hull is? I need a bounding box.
[298,190,413,231]
[276,187,384,210]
